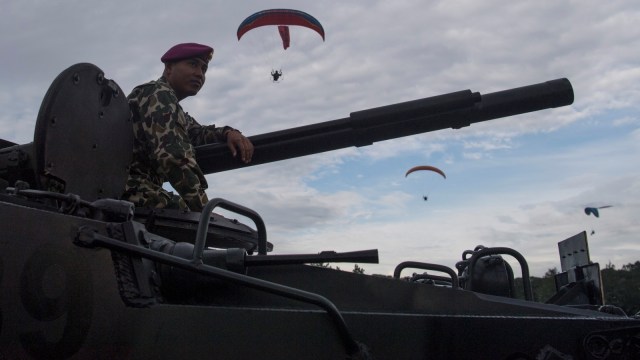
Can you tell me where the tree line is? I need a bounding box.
[315,261,638,316]
[514,261,640,316]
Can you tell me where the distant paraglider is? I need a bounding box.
[405,165,446,201]
[237,9,325,80]
[584,205,612,218]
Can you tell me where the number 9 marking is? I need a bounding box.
[19,245,93,359]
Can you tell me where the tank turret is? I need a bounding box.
[1,63,638,360]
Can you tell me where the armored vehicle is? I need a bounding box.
[1,63,638,359]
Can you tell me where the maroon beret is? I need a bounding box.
[160,43,214,63]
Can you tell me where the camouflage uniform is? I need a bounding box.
[122,76,230,212]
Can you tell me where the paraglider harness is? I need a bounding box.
[271,69,283,82]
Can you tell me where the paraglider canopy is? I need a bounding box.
[584,205,612,218]
[584,207,600,218]
[404,165,446,202]
[405,165,446,179]
[237,9,325,50]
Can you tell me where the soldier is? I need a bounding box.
[122,42,254,212]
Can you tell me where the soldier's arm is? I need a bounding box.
[184,113,229,145]
[185,114,254,163]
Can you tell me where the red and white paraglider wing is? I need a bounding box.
[237,9,325,50]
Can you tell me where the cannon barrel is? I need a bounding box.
[244,249,379,266]
[196,78,573,174]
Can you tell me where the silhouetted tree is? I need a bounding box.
[602,261,640,315]
[309,263,365,274]
[515,261,639,315]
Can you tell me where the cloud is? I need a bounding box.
[2,0,639,277]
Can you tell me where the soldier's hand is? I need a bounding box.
[226,130,254,163]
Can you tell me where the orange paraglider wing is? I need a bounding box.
[405,165,446,179]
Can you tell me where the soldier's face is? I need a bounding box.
[165,58,208,101]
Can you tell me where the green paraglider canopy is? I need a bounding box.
[584,205,612,218]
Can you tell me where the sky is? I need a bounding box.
[2,0,639,278]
